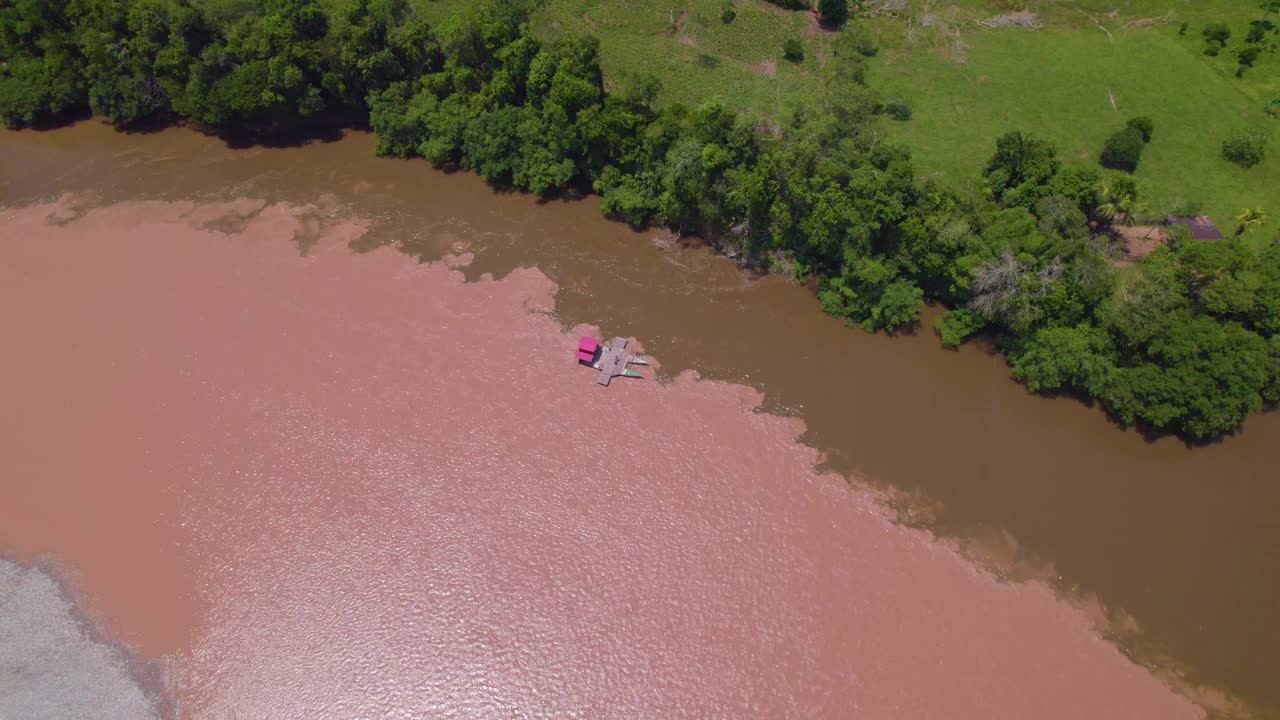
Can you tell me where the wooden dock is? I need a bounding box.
[595,336,647,386]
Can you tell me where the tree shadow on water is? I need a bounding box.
[212,122,348,150]
[10,107,93,132]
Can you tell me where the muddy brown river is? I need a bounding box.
[0,122,1276,717]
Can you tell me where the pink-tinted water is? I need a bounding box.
[0,197,1198,718]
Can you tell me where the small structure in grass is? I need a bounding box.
[1165,215,1224,240]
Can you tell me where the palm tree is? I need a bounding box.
[1235,207,1266,236]
[1095,175,1138,227]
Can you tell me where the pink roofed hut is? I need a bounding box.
[576,336,600,364]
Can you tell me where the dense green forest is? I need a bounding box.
[2,0,1278,439]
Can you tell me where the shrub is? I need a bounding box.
[1246,24,1266,43]
[1239,45,1263,67]
[1178,21,1188,35]
[766,0,810,9]
[1222,132,1266,168]
[1100,127,1145,172]
[783,38,805,62]
[883,98,912,120]
[1205,40,1223,56]
[839,23,880,57]
[1167,198,1203,217]
[1203,23,1231,43]
[819,0,850,27]
[720,0,736,24]
[1125,116,1154,142]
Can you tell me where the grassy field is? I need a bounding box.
[869,0,1280,229]
[414,0,835,120]
[412,0,1279,230]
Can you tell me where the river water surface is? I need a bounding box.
[0,123,1276,717]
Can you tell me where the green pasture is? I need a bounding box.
[412,0,833,120]
[871,1,1280,229]
[527,0,831,121]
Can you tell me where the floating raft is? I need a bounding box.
[578,335,648,386]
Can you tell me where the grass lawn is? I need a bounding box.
[870,1,1280,230]
[528,0,833,122]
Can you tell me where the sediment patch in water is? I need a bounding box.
[0,559,167,720]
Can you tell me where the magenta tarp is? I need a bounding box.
[578,336,599,352]
[576,350,595,363]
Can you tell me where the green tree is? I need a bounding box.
[1011,323,1114,395]
[0,0,87,126]
[935,307,986,347]
[835,22,878,57]
[182,0,334,127]
[1034,194,1090,250]
[818,0,849,28]
[461,104,524,182]
[1203,23,1231,43]
[329,0,439,111]
[1099,126,1145,173]
[1235,207,1266,236]
[1237,44,1262,72]
[1045,163,1102,217]
[1094,173,1138,226]
[1106,315,1272,438]
[819,258,923,332]
[1125,116,1154,142]
[1098,249,1188,348]
[983,131,1060,209]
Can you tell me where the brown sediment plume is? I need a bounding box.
[0,197,1202,718]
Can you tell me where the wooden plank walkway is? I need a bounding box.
[596,336,630,386]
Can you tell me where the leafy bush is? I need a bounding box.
[1100,127,1145,172]
[935,308,986,348]
[1246,24,1266,43]
[783,38,804,62]
[1222,132,1267,168]
[983,131,1060,209]
[765,0,811,8]
[1204,40,1223,56]
[838,23,880,57]
[1238,45,1263,67]
[819,0,850,27]
[720,0,736,24]
[1125,116,1154,143]
[1203,23,1232,43]
[1178,21,1188,35]
[883,98,912,121]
